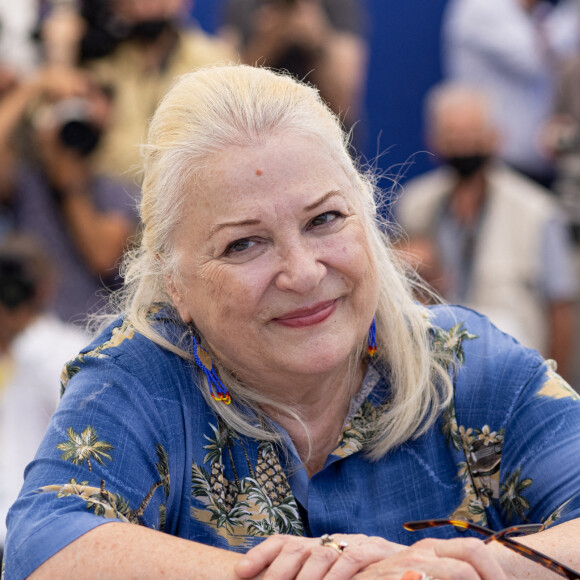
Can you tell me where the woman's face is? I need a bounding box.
[169,133,378,388]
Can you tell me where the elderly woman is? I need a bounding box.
[4,65,580,579]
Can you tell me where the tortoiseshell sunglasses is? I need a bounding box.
[404,519,580,579]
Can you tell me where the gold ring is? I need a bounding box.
[320,534,348,554]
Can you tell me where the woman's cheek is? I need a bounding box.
[214,265,272,316]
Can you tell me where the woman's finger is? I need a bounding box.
[324,536,405,580]
[236,535,291,578]
[430,538,507,580]
[236,533,405,580]
[292,543,342,580]
[351,537,506,580]
[235,534,339,579]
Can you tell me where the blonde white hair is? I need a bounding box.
[113,64,453,459]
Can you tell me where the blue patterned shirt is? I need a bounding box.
[3,305,580,579]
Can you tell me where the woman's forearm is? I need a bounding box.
[28,522,256,580]
[488,518,580,579]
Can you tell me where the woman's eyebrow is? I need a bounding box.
[304,190,345,211]
[207,190,345,239]
[207,219,261,240]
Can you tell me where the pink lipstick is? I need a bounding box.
[273,300,337,328]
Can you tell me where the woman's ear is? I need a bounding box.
[164,273,192,323]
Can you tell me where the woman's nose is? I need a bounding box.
[274,239,327,294]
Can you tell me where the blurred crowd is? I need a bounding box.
[396,0,580,386]
[2,0,580,565]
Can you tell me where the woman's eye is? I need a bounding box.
[309,211,343,228]
[224,238,255,255]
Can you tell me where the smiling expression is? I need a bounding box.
[169,133,379,390]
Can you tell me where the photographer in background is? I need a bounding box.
[219,0,369,145]
[80,0,235,183]
[396,83,578,382]
[0,65,138,325]
[0,234,88,567]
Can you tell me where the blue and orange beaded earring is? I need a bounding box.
[367,318,377,357]
[192,335,231,404]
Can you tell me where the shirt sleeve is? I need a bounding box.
[450,307,580,528]
[499,360,580,526]
[3,351,178,580]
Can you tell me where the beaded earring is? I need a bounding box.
[368,318,377,357]
[192,335,231,404]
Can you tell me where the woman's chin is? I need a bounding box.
[275,339,357,378]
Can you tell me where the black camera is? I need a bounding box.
[0,256,36,310]
[52,97,102,156]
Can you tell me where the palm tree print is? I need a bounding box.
[245,467,304,537]
[191,463,249,534]
[441,401,462,451]
[40,479,135,523]
[43,443,170,528]
[543,496,573,528]
[57,426,114,472]
[130,444,171,520]
[60,360,82,397]
[434,320,509,526]
[430,322,478,369]
[500,467,533,522]
[191,426,304,546]
[449,424,505,524]
[332,400,378,458]
[88,480,133,522]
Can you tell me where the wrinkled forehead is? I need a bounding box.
[190,134,362,211]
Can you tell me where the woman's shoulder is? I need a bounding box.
[428,305,545,388]
[427,304,551,420]
[427,303,541,356]
[88,306,185,351]
[61,307,193,396]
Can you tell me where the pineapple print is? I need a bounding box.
[203,421,242,514]
[255,442,292,507]
[209,462,237,513]
[191,423,304,545]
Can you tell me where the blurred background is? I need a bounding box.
[2,0,580,564]
[192,0,447,186]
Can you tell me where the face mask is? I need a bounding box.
[129,19,172,43]
[446,154,489,178]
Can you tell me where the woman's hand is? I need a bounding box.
[235,534,507,580]
[353,537,507,580]
[235,533,402,580]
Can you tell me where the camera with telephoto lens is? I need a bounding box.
[0,256,36,310]
[52,97,102,156]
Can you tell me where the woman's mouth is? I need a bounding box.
[273,300,337,328]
